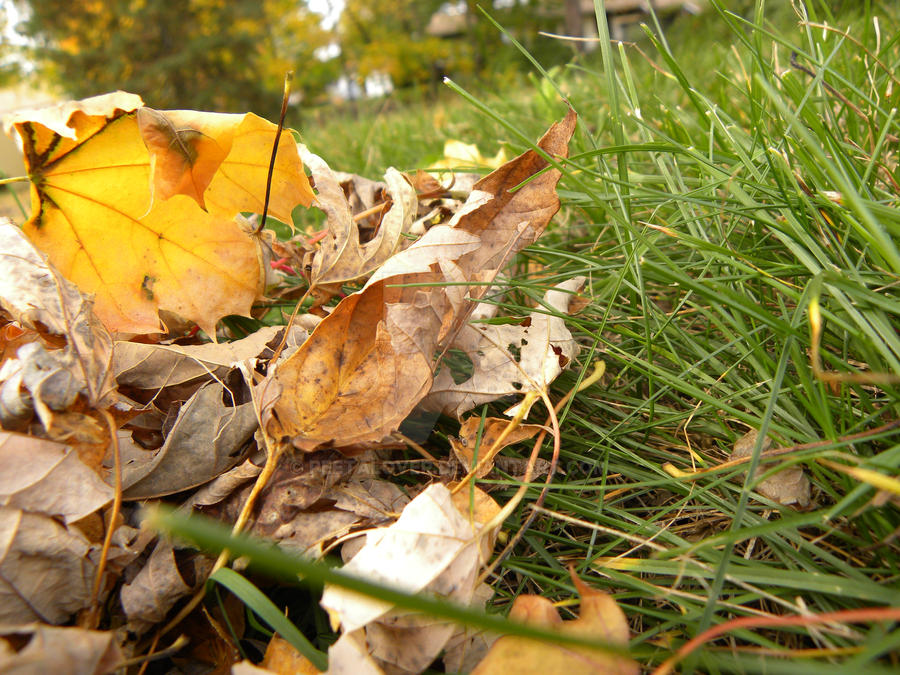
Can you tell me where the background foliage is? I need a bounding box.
[10,0,333,113]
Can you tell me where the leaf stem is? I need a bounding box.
[0,175,28,185]
[255,71,293,235]
[85,408,123,629]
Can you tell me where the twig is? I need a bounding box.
[652,606,900,675]
[662,418,900,481]
[85,408,123,628]
[255,72,293,236]
[477,360,606,583]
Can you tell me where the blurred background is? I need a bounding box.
[0,1,714,116]
[0,0,860,213]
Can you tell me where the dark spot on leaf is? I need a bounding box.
[141,275,156,300]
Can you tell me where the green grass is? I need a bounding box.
[165,1,900,672]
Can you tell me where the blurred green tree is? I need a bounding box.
[12,0,334,113]
[336,0,576,92]
[339,0,453,90]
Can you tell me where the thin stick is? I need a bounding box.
[255,72,293,236]
[478,361,605,583]
[86,408,123,628]
[652,606,900,675]
[0,175,29,186]
[352,201,388,223]
[662,418,900,481]
[121,635,189,669]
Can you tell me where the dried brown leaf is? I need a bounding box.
[121,379,257,500]
[262,111,576,452]
[0,507,97,623]
[261,282,433,451]
[0,221,115,408]
[0,431,112,522]
[0,623,123,675]
[731,430,811,507]
[120,538,210,635]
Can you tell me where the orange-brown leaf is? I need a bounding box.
[450,417,543,478]
[261,110,576,452]
[261,281,433,451]
[471,576,639,675]
[137,107,228,211]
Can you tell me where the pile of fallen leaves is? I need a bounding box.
[0,92,638,673]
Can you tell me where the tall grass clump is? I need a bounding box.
[463,0,900,671]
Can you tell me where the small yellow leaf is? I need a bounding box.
[450,417,543,478]
[430,140,508,171]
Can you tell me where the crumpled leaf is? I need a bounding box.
[120,538,211,635]
[121,379,258,500]
[322,483,491,674]
[262,110,576,451]
[424,276,585,419]
[7,93,313,335]
[300,145,417,295]
[0,341,82,433]
[205,453,409,558]
[0,506,98,623]
[0,623,123,675]
[0,431,112,522]
[0,221,115,407]
[731,430,811,507]
[450,416,543,478]
[471,575,639,675]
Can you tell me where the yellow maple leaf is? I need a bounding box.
[8,92,314,335]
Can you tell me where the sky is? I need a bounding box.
[307,0,343,29]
